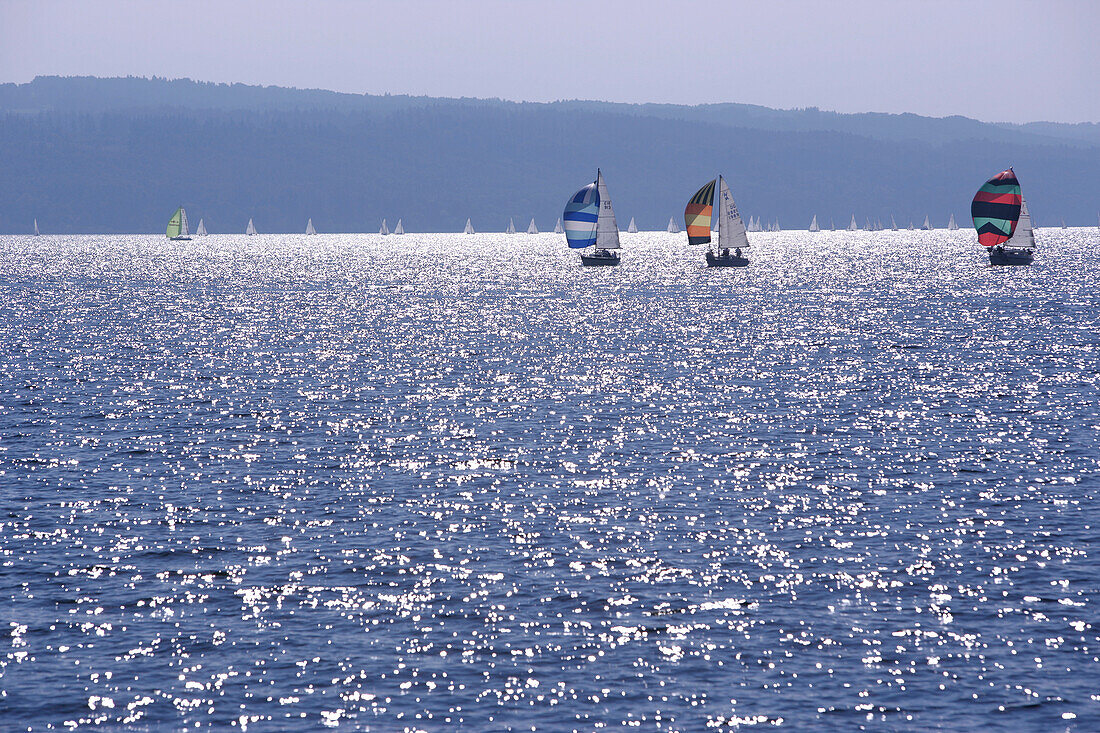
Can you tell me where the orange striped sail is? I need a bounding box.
[684,179,716,244]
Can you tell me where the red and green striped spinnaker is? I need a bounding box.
[684,179,715,245]
[971,168,1021,247]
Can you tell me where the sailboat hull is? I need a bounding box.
[169,236,192,241]
[988,247,1033,266]
[706,251,749,268]
[580,249,620,266]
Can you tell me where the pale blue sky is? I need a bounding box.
[2,0,1098,123]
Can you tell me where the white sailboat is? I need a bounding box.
[921,215,932,230]
[907,220,914,231]
[246,218,256,236]
[563,169,621,266]
[891,215,898,231]
[33,218,40,236]
[847,215,858,231]
[380,219,390,235]
[527,218,538,234]
[394,219,405,235]
[305,218,316,235]
[463,218,475,234]
[685,176,750,267]
[667,216,680,234]
[1061,219,1067,229]
[947,213,958,231]
[809,215,819,232]
[554,217,564,234]
[627,217,638,233]
[506,218,516,234]
[196,218,208,236]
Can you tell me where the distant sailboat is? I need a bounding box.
[246,218,256,236]
[891,215,898,231]
[848,215,858,231]
[527,218,538,234]
[667,217,680,234]
[921,215,932,230]
[506,218,516,234]
[907,220,915,231]
[947,213,958,231]
[972,167,1034,266]
[865,217,872,231]
[563,168,621,266]
[464,218,475,234]
[380,219,390,235]
[305,218,317,235]
[33,218,40,236]
[809,215,819,232]
[685,176,750,268]
[774,218,781,232]
[627,217,638,233]
[1061,219,1067,229]
[196,218,208,236]
[554,217,564,234]
[166,207,192,240]
[394,219,405,235]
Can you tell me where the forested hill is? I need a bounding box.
[2,76,1098,234]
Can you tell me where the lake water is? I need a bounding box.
[2,230,1099,731]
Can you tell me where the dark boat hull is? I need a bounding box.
[706,251,749,268]
[581,250,620,266]
[169,236,192,241]
[988,247,1033,266]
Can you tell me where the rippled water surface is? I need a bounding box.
[2,230,1099,731]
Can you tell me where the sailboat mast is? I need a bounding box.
[715,175,722,252]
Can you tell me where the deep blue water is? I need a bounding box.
[2,230,1099,731]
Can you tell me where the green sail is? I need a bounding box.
[166,207,183,238]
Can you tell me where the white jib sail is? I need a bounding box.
[595,170,621,250]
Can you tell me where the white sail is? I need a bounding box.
[848,215,858,231]
[922,215,931,230]
[246,218,256,236]
[526,218,538,234]
[1061,219,1067,229]
[595,170,621,249]
[716,176,750,250]
[179,208,190,236]
[947,213,958,230]
[506,217,516,234]
[305,218,316,235]
[891,215,898,231]
[196,218,207,236]
[464,218,475,234]
[627,217,638,233]
[1006,197,1036,249]
[394,219,405,235]
[666,216,679,234]
[380,219,389,235]
[33,218,39,236]
[554,217,564,234]
[809,214,819,232]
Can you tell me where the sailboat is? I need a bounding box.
[527,218,538,234]
[627,217,638,233]
[685,176,750,268]
[166,207,192,240]
[305,218,317,235]
[394,219,405,235]
[464,218,475,234]
[1061,219,1067,229]
[33,218,40,236]
[506,218,516,234]
[907,220,914,231]
[554,217,564,234]
[380,219,390,235]
[972,167,1034,266]
[921,215,932,230]
[774,219,781,232]
[847,215,858,231]
[667,217,680,234]
[563,169,621,266]
[195,218,208,236]
[809,215,819,232]
[947,213,958,231]
[830,219,835,231]
[891,215,898,231]
[246,218,256,236]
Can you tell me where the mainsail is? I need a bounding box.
[809,214,819,232]
[595,170,621,250]
[684,179,716,245]
[554,217,564,234]
[306,218,316,235]
[627,217,638,233]
[563,181,599,248]
[891,215,898,231]
[715,176,750,250]
[464,218,475,234]
[246,218,256,235]
[395,219,405,235]
[971,168,1021,247]
[666,217,680,234]
[506,218,516,234]
[33,218,39,236]
[527,218,538,234]
[196,218,207,236]
[167,207,191,238]
[848,215,858,231]
[1006,197,1035,249]
[380,219,390,235]
[947,213,958,231]
[922,216,931,230]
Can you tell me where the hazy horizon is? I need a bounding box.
[3,0,1099,124]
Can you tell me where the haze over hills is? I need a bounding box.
[2,76,1098,234]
